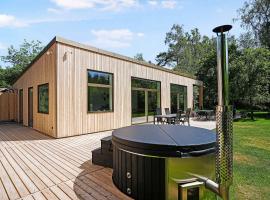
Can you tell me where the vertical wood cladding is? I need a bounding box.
[57,42,202,138]
[13,44,57,137]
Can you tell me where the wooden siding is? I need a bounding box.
[13,44,57,137]
[0,92,17,121]
[57,42,202,138]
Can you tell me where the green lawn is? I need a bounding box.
[230,113,270,199]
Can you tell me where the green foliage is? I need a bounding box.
[156,24,215,75]
[237,0,270,49]
[230,47,270,113]
[0,40,43,87]
[157,24,270,111]
[134,53,145,61]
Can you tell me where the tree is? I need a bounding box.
[156,24,214,75]
[230,47,270,119]
[196,37,240,109]
[237,0,270,48]
[134,53,145,61]
[0,40,43,87]
[238,32,258,49]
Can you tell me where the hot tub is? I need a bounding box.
[112,125,217,200]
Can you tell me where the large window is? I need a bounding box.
[38,83,49,114]
[170,84,187,113]
[193,85,200,110]
[88,70,113,112]
[131,77,161,124]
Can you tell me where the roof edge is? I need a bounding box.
[55,36,198,81]
[12,36,200,86]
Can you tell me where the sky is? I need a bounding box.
[0,0,246,67]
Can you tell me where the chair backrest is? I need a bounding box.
[176,110,182,119]
[185,108,191,119]
[165,108,170,115]
[155,108,162,115]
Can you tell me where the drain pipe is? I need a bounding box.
[191,25,233,200]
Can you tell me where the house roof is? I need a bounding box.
[13,36,199,85]
[0,88,14,93]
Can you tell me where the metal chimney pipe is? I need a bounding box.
[190,25,233,200]
[214,24,233,200]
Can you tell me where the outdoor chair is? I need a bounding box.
[155,108,163,124]
[164,108,173,124]
[173,110,183,125]
[179,108,191,126]
[165,108,170,115]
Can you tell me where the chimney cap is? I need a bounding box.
[213,25,232,33]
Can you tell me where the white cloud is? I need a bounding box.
[90,29,144,48]
[0,14,28,28]
[148,0,158,6]
[137,32,144,37]
[50,0,94,10]
[50,0,138,11]
[161,0,177,9]
[148,0,178,9]
[47,8,64,14]
[0,43,6,50]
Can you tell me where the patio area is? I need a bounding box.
[0,120,215,200]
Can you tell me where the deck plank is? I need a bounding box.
[0,123,131,200]
[41,188,60,200]
[1,148,39,194]
[0,161,20,199]
[0,177,9,200]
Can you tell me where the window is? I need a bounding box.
[88,70,113,112]
[131,77,161,124]
[170,84,187,113]
[38,83,49,114]
[193,85,200,110]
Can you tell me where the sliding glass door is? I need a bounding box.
[193,85,200,110]
[132,78,161,124]
[170,84,187,113]
[132,90,146,123]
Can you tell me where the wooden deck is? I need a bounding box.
[0,123,131,200]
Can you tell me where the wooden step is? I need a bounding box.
[101,136,112,154]
[92,148,113,168]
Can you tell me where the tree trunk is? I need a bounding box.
[249,96,254,120]
[250,109,254,120]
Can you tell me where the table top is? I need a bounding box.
[197,110,214,113]
[155,113,177,118]
[112,125,216,157]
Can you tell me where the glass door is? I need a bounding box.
[19,89,23,123]
[132,90,146,124]
[147,90,158,122]
[131,78,161,124]
[170,84,187,113]
[28,87,33,127]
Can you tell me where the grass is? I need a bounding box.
[230,113,270,199]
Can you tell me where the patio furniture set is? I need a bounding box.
[194,109,215,120]
[153,108,192,125]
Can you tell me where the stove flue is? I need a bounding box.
[191,25,233,200]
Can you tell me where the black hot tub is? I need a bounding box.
[112,125,217,200]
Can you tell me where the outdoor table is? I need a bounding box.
[154,113,177,124]
[196,110,214,120]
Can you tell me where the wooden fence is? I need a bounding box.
[0,91,17,121]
